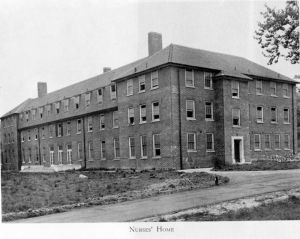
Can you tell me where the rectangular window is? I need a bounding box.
[270,82,277,96]
[66,145,72,164]
[88,141,94,160]
[66,121,71,135]
[153,134,161,157]
[55,102,60,114]
[74,96,80,109]
[97,88,103,103]
[110,83,116,100]
[151,71,159,89]
[39,107,44,119]
[101,141,106,159]
[139,75,146,93]
[206,133,214,152]
[204,72,213,89]
[205,102,213,120]
[129,137,135,158]
[128,107,135,125]
[284,134,290,149]
[46,105,52,116]
[49,146,54,165]
[232,109,240,126]
[49,125,53,138]
[64,99,69,112]
[57,123,63,137]
[100,114,105,130]
[41,127,45,139]
[256,80,263,95]
[271,107,277,123]
[256,106,263,123]
[58,145,63,164]
[127,79,133,96]
[231,80,239,98]
[186,100,195,120]
[88,116,93,132]
[140,104,147,123]
[85,92,91,107]
[152,102,160,121]
[140,135,147,158]
[185,69,194,87]
[275,134,280,149]
[254,134,261,150]
[187,133,196,151]
[284,108,290,123]
[283,84,289,97]
[265,134,271,149]
[114,138,120,159]
[77,119,82,133]
[113,111,119,128]
[31,109,36,120]
[77,142,82,160]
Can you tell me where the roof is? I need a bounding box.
[1,43,297,118]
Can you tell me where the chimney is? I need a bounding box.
[103,67,111,73]
[37,82,47,98]
[148,32,162,56]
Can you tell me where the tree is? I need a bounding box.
[254,1,299,65]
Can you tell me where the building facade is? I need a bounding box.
[1,33,298,171]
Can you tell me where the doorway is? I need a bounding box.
[232,136,244,164]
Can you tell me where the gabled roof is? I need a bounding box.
[1,43,297,118]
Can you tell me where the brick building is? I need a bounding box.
[1,32,298,171]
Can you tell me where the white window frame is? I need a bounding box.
[127,79,133,96]
[274,134,281,150]
[270,82,277,96]
[64,99,69,112]
[140,135,147,159]
[284,134,290,150]
[113,111,119,128]
[128,137,135,159]
[254,134,261,151]
[283,108,290,124]
[271,107,278,123]
[232,108,241,127]
[114,138,120,159]
[256,80,263,95]
[152,102,160,122]
[97,88,103,103]
[187,133,196,152]
[282,84,289,98]
[205,102,214,121]
[152,134,161,158]
[151,71,159,90]
[185,69,194,88]
[139,104,147,124]
[204,72,213,90]
[206,133,215,152]
[186,100,195,120]
[66,121,71,136]
[110,83,117,100]
[49,148,54,165]
[231,80,239,98]
[128,107,135,125]
[265,134,271,150]
[256,106,264,123]
[74,96,80,109]
[100,141,106,160]
[87,116,93,132]
[66,145,72,164]
[100,114,105,130]
[57,146,63,165]
[138,75,146,93]
[85,92,91,107]
[77,119,82,134]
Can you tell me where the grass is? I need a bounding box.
[180,195,300,221]
[213,160,300,171]
[1,169,229,218]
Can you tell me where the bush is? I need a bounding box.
[212,157,224,169]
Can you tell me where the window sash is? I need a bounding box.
[139,75,146,92]
[254,134,261,150]
[100,115,105,129]
[204,72,213,89]
[151,71,159,89]
[271,108,277,122]
[127,79,133,96]
[152,102,160,121]
[186,100,195,119]
[114,138,120,158]
[205,102,213,119]
[129,137,135,158]
[256,80,262,94]
[284,109,289,123]
[128,108,135,125]
[256,107,263,122]
[153,134,161,157]
[232,109,240,126]
[275,134,280,149]
[101,141,106,159]
[88,117,93,131]
[231,81,239,97]
[140,105,147,123]
[206,133,214,151]
[113,111,119,128]
[140,135,147,158]
[284,135,290,149]
[270,82,276,95]
[185,70,194,87]
[265,134,271,149]
[187,133,196,151]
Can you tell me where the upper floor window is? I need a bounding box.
[254,134,261,151]
[283,108,290,123]
[49,125,54,138]
[77,119,82,134]
[186,100,195,120]
[206,133,214,152]
[55,102,60,114]
[275,134,280,149]
[39,107,44,119]
[57,123,63,137]
[256,106,263,123]
[271,107,277,123]
[139,75,146,93]
[110,83,117,100]
[185,69,194,87]
[282,84,289,97]
[64,99,69,112]
[231,80,239,98]
[100,114,105,130]
[88,116,93,132]
[113,111,119,128]
[232,108,240,126]
[204,72,213,89]
[31,109,36,120]
[74,96,80,109]
[128,107,135,125]
[187,133,196,152]
[28,131,31,141]
[100,141,106,159]
[256,80,263,95]
[46,104,52,116]
[205,102,213,120]
[140,104,147,123]
[66,121,71,136]
[85,92,91,107]
[152,102,160,122]
[97,88,103,103]
[270,82,277,96]
[127,79,133,96]
[41,127,45,139]
[151,71,159,90]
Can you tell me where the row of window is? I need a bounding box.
[126,71,159,96]
[253,134,291,151]
[256,106,290,124]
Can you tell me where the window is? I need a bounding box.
[187,133,196,151]
[151,71,159,89]
[126,107,134,125]
[25,111,29,122]
[39,107,44,119]
[271,107,277,123]
[97,88,103,103]
[284,134,290,149]
[28,148,32,163]
[31,109,36,120]
[256,80,263,95]
[140,104,147,123]
[49,125,54,138]
[46,105,52,116]
[152,102,160,121]
[58,145,63,164]
[139,75,145,93]
[77,119,82,133]
[88,141,94,160]
[256,106,263,123]
[254,134,261,151]
[204,72,213,89]
[77,142,82,160]
[49,146,54,165]
[265,134,271,149]
[185,69,194,87]
[55,102,60,114]
[101,141,106,159]
[85,93,91,107]
[113,111,119,128]
[64,99,69,112]
[110,83,116,100]
[270,82,277,96]
[100,114,105,130]
[41,127,45,139]
[153,134,161,157]
[231,80,239,98]
[34,129,38,140]
[232,109,240,126]
[57,123,63,137]
[186,100,195,120]
[66,145,72,164]
[129,137,135,158]
[205,102,213,120]
[114,138,120,159]
[88,116,93,132]
[283,84,289,97]
[284,108,290,123]
[140,135,147,158]
[74,96,80,109]
[127,79,133,96]
[275,134,280,149]
[66,121,71,135]
[206,133,214,152]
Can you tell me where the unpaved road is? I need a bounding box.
[13,169,300,223]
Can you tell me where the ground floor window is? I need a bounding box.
[254,134,261,151]
[67,145,72,164]
[264,134,271,149]
[140,135,147,158]
[153,134,161,157]
[206,133,214,152]
[187,133,196,151]
[129,137,135,158]
[101,141,106,159]
[77,142,82,160]
[49,146,54,165]
[58,145,63,164]
[274,134,280,149]
[284,134,290,149]
[88,141,94,160]
[114,138,120,159]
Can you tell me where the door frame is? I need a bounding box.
[231,136,245,164]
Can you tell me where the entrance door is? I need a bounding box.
[234,139,241,163]
[232,136,244,164]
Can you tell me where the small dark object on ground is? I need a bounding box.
[215,176,219,186]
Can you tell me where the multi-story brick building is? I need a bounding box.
[1,32,298,171]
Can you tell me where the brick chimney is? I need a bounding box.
[103,67,111,73]
[148,32,162,56]
[37,82,47,98]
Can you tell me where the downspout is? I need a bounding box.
[177,68,183,170]
[82,117,87,169]
[292,85,295,154]
[37,127,42,165]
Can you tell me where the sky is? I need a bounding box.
[0,0,299,117]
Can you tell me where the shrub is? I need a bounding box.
[212,157,224,169]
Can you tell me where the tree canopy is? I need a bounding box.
[254,1,299,65]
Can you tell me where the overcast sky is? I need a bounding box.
[0,0,299,117]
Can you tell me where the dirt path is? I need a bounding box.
[13,169,300,223]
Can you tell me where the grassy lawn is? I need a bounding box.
[178,195,300,221]
[1,169,228,220]
[213,160,300,171]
